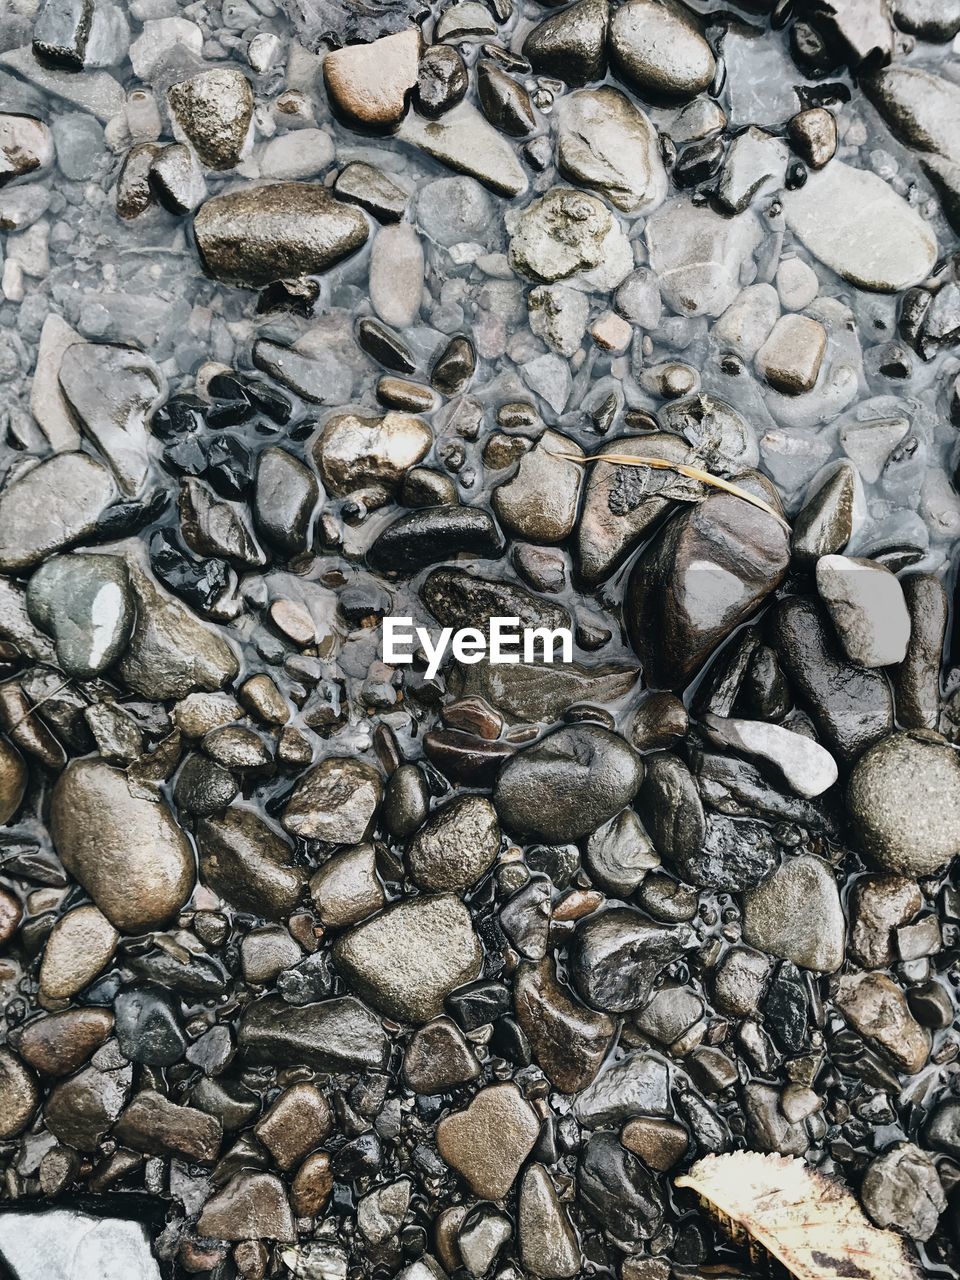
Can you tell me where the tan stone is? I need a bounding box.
[436,1082,539,1200]
[39,905,118,1002]
[323,29,421,131]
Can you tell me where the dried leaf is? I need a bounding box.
[675,1152,921,1280]
[553,451,791,531]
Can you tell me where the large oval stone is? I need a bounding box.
[51,760,196,932]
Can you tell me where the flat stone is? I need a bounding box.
[816,555,911,668]
[782,161,937,292]
[239,996,388,1072]
[609,0,715,100]
[507,187,632,290]
[833,971,929,1075]
[555,86,666,214]
[647,199,762,317]
[494,724,644,842]
[756,314,826,395]
[0,453,115,573]
[39,905,117,1002]
[847,731,960,876]
[194,184,369,287]
[114,1089,222,1163]
[0,47,124,121]
[281,757,382,844]
[514,957,615,1092]
[493,430,584,543]
[26,554,133,679]
[742,854,846,973]
[436,1083,539,1200]
[700,714,838,799]
[518,1165,580,1279]
[333,893,482,1023]
[407,795,500,893]
[0,113,53,186]
[369,222,424,329]
[29,313,82,452]
[403,1016,480,1092]
[197,1172,295,1242]
[323,29,420,131]
[51,759,195,933]
[167,67,253,170]
[16,1008,114,1077]
[398,101,528,198]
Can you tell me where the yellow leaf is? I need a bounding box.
[675,1152,921,1280]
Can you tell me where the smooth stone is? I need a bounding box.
[521,0,608,87]
[407,795,500,893]
[367,506,505,575]
[865,65,960,166]
[179,478,266,568]
[453,658,638,723]
[756,314,827,395]
[150,143,206,213]
[51,759,195,933]
[333,894,482,1023]
[573,1052,669,1127]
[0,47,123,121]
[255,1083,332,1171]
[310,844,385,928]
[323,28,420,131]
[416,43,468,117]
[555,86,667,214]
[16,1009,114,1077]
[584,808,659,896]
[609,0,715,100]
[0,453,115,573]
[507,187,632,291]
[518,1165,580,1279]
[403,1017,480,1092]
[782,161,937,292]
[314,410,432,506]
[647,199,762,317]
[770,597,894,765]
[436,1083,539,1200]
[416,174,495,246]
[893,0,960,38]
[700,714,838,799]
[927,1099,960,1159]
[167,67,253,170]
[833,972,929,1075]
[0,113,53,185]
[714,283,779,358]
[281,757,382,844]
[894,574,946,730]
[115,560,239,700]
[849,874,922,969]
[791,463,857,566]
[335,161,409,222]
[816,555,911,668]
[197,807,306,920]
[197,1172,295,1242]
[494,724,644,842]
[194,183,369,287]
[239,995,388,1071]
[568,907,684,1012]
[621,1117,689,1172]
[114,1089,221,1163]
[625,491,789,689]
[39,905,117,1002]
[717,126,788,214]
[43,1041,132,1151]
[742,854,845,973]
[578,1131,665,1246]
[847,731,960,876]
[398,101,528,198]
[382,763,430,839]
[26,554,133,679]
[369,222,424,329]
[477,59,535,136]
[514,957,614,1092]
[254,446,318,556]
[0,1047,38,1138]
[114,988,185,1066]
[0,738,26,825]
[493,430,584,544]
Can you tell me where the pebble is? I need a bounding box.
[756,314,827,395]
[861,1143,946,1241]
[573,1052,669,1126]
[167,68,253,170]
[0,453,116,574]
[787,107,838,169]
[1,114,54,184]
[521,0,608,87]
[568,907,684,1012]
[369,505,505,575]
[282,757,382,844]
[0,1047,39,1138]
[369,223,424,329]
[197,1172,295,1242]
[555,87,667,214]
[518,1165,580,1278]
[494,724,644,842]
[507,187,632,291]
[609,0,715,100]
[783,162,938,292]
[847,731,960,876]
[578,1131,665,1247]
[399,101,528,198]
[647,199,763,317]
[239,995,388,1072]
[416,44,468,117]
[493,430,583,543]
[791,463,858,566]
[26,553,133,678]
[333,893,482,1022]
[894,574,946,730]
[323,29,420,131]
[849,874,922,969]
[194,184,369,287]
[742,854,846,973]
[776,257,819,311]
[16,1008,114,1078]
[39,905,118,1003]
[403,1017,480,1092]
[513,958,615,1093]
[314,411,432,506]
[407,795,500,892]
[0,738,26,825]
[436,1083,538,1200]
[701,713,837,798]
[833,971,930,1074]
[310,844,385,928]
[51,759,195,932]
[816,554,911,668]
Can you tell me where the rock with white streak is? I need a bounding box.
[701,714,838,798]
[816,555,911,668]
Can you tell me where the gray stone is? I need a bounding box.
[26,553,133,679]
[309,844,385,928]
[493,430,583,543]
[403,1017,479,1092]
[646,199,762,317]
[717,126,788,214]
[609,0,715,100]
[584,808,659,897]
[149,142,206,214]
[569,907,684,1013]
[833,971,929,1075]
[700,714,838,799]
[782,162,937,292]
[453,657,639,722]
[0,453,115,573]
[254,447,319,555]
[573,1052,669,1127]
[239,995,388,1071]
[861,1144,946,1241]
[179,478,266,568]
[507,187,632,291]
[358,1179,411,1246]
[742,854,845,973]
[894,574,947,731]
[756,314,827,395]
[369,222,424,329]
[893,0,960,39]
[713,283,779,358]
[398,102,528,198]
[527,286,588,357]
[555,87,667,214]
[847,731,960,877]
[816,555,911,668]
[333,894,482,1023]
[194,184,369,287]
[416,175,495,246]
[407,795,500,893]
[521,0,608,88]
[51,759,195,933]
[0,113,53,185]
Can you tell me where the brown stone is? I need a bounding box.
[0,886,21,945]
[44,1041,132,1151]
[833,971,931,1075]
[849,874,922,969]
[254,1083,332,1171]
[16,1008,114,1076]
[0,1046,38,1138]
[114,1089,223,1163]
[0,737,25,824]
[436,1082,539,1200]
[514,958,615,1093]
[39,904,118,1002]
[198,1171,295,1242]
[291,1150,333,1218]
[323,29,421,131]
[621,1116,689,1171]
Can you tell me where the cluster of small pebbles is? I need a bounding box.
[3,0,960,1277]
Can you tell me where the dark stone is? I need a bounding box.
[568,907,684,1013]
[762,962,810,1054]
[368,506,505,575]
[477,60,536,137]
[239,996,389,1071]
[416,44,468,117]
[33,0,93,69]
[514,958,615,1092]
[578,1131,666,1246]
[522,0,608,87]
[114,987,186,1067]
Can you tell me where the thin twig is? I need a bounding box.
[552,451,791,532]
